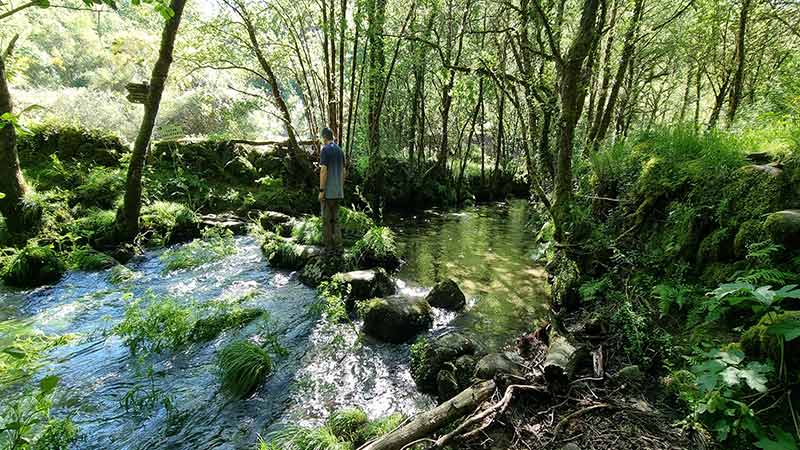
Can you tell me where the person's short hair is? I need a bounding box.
[321,127,334,141]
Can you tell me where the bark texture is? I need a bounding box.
[118,0,187,240]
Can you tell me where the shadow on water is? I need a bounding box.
[0,199,548,449]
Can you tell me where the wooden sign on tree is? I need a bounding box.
[125,82,149,104]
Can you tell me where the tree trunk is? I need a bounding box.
[457,79,484,202]
[590,0,642,151]
[587,0,619,145]
[726,0,751,127]
[236,0,312,182]
[0,52,31,234]
[707,72,731,130]
[366,0,387,194]
[345,17,362,158]
[358,380,496,450]
[552,0,603,242]
[117,0,187,240]
[338,0,346,141]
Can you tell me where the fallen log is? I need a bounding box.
[358,380,496,450]
[543,331,586,385]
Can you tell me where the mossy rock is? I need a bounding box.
[298,254,355,287]
[360,296,433,344]
[338,268,396,309]
[741,311,800,372]
[2,244,66,287]
[436,354,478,401]
[410,332,476,394]
[733,219,767,258]
[721,164,787,226]
[474,352,526,380]
[764,210,800,250]
[425,278,466,310]
[696,227,734,266]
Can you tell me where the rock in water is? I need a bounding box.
[260,211,294,236]
[764,210,800,249]
[361,296,433,344]
[199,213,247,235]
[339,269,396,307]
[410,332,477,394]
[425,278,466,310]
[475,352,526,380]
[436,355,478,400]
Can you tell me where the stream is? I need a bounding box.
[0,199,548,450]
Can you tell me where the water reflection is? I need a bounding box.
[390,199,548,349]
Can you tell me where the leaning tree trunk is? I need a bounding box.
[726,0,751,127]
[591,0,642,151]
[0,52,32,234]
[117,0,187,241]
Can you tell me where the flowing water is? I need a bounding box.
[0,199,548,450]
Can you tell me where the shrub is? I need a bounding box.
[292,217,323,245]
[68,245,116,271]
[73,166,124,209]
[114,295,193,354]
[67,208,116,243]
[139,201,199,246]
[352,227,400,270]
[160,228,236,272]
[217,340,273,398]
[1,243,65,287]
[339,207,374,242]
[32,418,78,450]
[189,308,263,342]
[267,241,305,270]
[326,408,369,443]
[357,413,405,443]
[259,426,351,450]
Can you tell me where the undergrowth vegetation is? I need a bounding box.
[258,408,405,450]
[556,122,800,448]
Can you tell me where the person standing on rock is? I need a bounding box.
[319,127,345,254]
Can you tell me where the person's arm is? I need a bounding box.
[319,165,328,201]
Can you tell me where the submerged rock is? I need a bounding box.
[425,278,466,310]
[410,332,477,394]
[764,210,800,249]
[361,296,433,344]
[339,268,396,307]
[475,352,526,380]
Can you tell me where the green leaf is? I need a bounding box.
[755,427,798,450]
[2,346,27,359]
[39,375,59,395]
[0,192,5,199]
[767,319,800,342]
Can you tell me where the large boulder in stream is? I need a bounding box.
[265,242,321,271]
[475,352,527,380]
[339,269,396,308]
[199,213,248,235]
[299,254,353,287]
[425,278,466,310]
[410,332,478,395]
[360,296,433,344]
[764,210,800,250]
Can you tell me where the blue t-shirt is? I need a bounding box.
[320,142,344,199]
